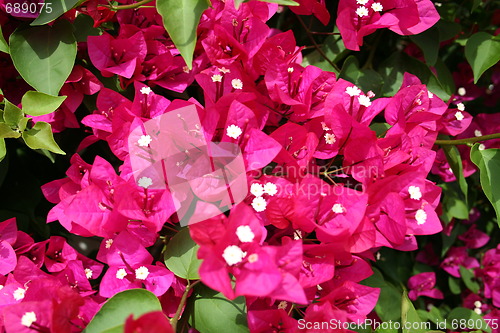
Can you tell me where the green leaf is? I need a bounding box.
[190,285,249,333]
[442,142,468,202]
[0,139,5,162]
[459,266,480,293]
[21,91,66,117]
[362,268,402,322]
[0,123,21,139]
[448,276,461,295]
[465,32,500,83]
[84,289,163,333]
[439,183,469,223]
[156,0,209,69]
[22,121,65,155]
[410,27,439,66]
[31,0,82,25]
[72,13,101,43]
[258,0,298,5]
[164,227,202,279]
[0,25,9,54]
[401,291,427,333]
[470,144,500,226]
[9,21,77,96]
[3,101,23,127]
[446,307,491,333]
[340,56,384,96]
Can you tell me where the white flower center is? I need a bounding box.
[474,301,482,308]
[474,130,483,137]
[218,67,230,74]
[21,312,37,328]
[105,239,113,249]
[427,91,434,98]
[222,245,246,266]
[371,2,383,11]
[226,124,242,139]
[346,86,361,96]
[263,182,278,196]
[211,74,222,82]
[454,111,464,121]
[456,103,465,111]
[356,0,369,5]
[408,186,422,200]
[479,144,486,151]
[251,196,267,212]
[250,183,264,197]
[287,67,294,73]
[85,268,93,279]
[358,95,371,107]
[247,253,259,263]
[278,301,288,309]
[116,268,128,280]
[138,176,153,189]
[140,87,152,95]
[324,133,336,144]
[415,209,427,225]
[332,203,345,214]
[138,135,152,147]
[321,121,331,131]
[458,87,466,96]
[135,266,149,280]
[13,288,26,301]
[236,225,255,243]
[231,79,243,90]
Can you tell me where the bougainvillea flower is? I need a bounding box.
[0,218,17,275]
[441,247,480,278]
[124,311,174,333]
[408,272,444,300]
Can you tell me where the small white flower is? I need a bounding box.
[135,266,150,280]
[231,78,243,90]
[455,111,465,121]
[211,74,223,82]
[138,177,153,189]
[408,186,422,200]
[474,130,483,137]
[84,268,93,279]
[458,87,466,96]
[294,230,303,240]
[358,95,371,107]
[474,301,482,308]
[183,66,190,73]
[250,183,264,197]
[371,2,383,11]
[346,86,361,97]
[356,0,368,4]
[415,209,427,225]
[332,203,345,214]
[247,253,259,263]
[222,245,246,266]
[138,134,152,147]
[434,2,442,6]
[21,312,37,328]
[324,133,336,144]
[105,239,113,249]
[0,285,3,290]
[456,102,465,111]
[226,124,242,139]
[263,182,278,196]
[236,225,255,243]
[321,121,331,131]
[287,67,294,73]
[278,301,288,309]
[427,91,434,98]
[116,268,128,280]
[13,288,26,301]
[140,87,152,95]
[356,6,369,17]
[479,144,486,151]
[219,67,231,74]
[474,308,482,315]
[251,196,267,212]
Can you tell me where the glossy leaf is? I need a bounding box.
[465,32,500,83]
[0,26,8,54]
[164,227,202,279]
[156,0,209,69]
[84,289,163,333]
[190,285,249,333]
[470,144,500,227]
[22,121,65,155]
[31,0,82,25]
[442,142,468,203]
[459,266,480,294]
[21,91,66,117]
[9,21,77,96]
[3,101,23,127]
[446,307,491,333]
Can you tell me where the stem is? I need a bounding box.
[434,133,500,146]
[105,0,154,10]
[295,15,340,72]
[171,280,201,332]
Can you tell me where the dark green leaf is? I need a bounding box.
[470,144,500,226]
[459,266,480,293]
[258,0,298,5]
[84,289,163,333]
[340,56,383,96]
[439,183,469,223]
[72,13,101,43]
[156,0,209,69]
[410,27,440,66]
[362,268,402,321]
[0,25,8,54]
[3,101,23,127]
[31,0,82,25]
[190,285,249,333]
[442,142,468,202]
[401,291,427,333]
[448,276,461,295]
[21,91,66,116]
[0,139,5,162]
[9,21,77,96]
[22,121,65,155]
[465,32,500,83]
[447,307,491,333]
[164,227,202,279]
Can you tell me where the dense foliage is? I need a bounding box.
[0,0,500,332]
